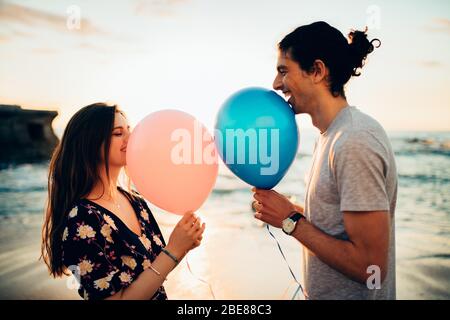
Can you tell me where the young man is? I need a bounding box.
[252,21,397,300]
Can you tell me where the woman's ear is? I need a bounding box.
[311,59,328,84]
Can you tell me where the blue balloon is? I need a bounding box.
[214,87,299,189]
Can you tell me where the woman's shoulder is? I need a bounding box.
[64,200,105,230]
[119,186,147,207]
[68,199,99,216]
[63,199,117,246]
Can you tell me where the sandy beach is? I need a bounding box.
[0,203,305,300]
[1,132,449,300]
[0,201,449,300]
[1,0,450,302]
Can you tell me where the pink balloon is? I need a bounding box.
[126,110,218,215]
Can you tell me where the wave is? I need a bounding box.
[395,149,450,157]
[393,137,450,157]
[0,186,46,193]
[399,174,450,184]
[409,253,450,260]
[0,161,50,171]
[212,187,251,195]
[296,152,312,158]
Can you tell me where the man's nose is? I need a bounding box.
[272,74,283,91]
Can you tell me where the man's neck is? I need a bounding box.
[310,96,349,134]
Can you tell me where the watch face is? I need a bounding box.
[283,219,295,234]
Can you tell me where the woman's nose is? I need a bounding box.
[124,129,131,143]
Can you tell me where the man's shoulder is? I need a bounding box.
[331,107,390,152]
[349,107,386,133]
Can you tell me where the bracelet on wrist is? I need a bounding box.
[149,264,166,281]
[161,247,179,264]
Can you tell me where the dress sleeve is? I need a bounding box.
[62,204,130,300]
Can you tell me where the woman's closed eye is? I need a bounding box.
[113,125,131,136]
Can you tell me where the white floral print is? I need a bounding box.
[77,224,96,239]
[69,206,78,218]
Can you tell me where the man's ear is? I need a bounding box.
[311,59,328,84]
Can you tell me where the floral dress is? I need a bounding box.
[62,186,168,300]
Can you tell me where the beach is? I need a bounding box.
[0,130,449,299]
[0,203,304,300]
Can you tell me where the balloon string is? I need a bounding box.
[185,253,216,300]
[266,224,308,300]
[281,281,296,299]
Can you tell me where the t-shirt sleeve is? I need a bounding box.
[332,132,390,212]
[62,205,129,300]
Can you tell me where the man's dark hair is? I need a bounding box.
[278,21,381,98]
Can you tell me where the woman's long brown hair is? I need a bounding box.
[41,103,118,277]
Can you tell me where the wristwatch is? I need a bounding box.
[282,211,305,235]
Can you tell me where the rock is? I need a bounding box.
[0,104,59,165]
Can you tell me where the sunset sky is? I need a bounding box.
[1,0,449,133]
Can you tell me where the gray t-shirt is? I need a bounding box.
[303,106,397,300]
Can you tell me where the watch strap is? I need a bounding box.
[289,211,305,222]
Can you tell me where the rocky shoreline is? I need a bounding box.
[0,104,59,166]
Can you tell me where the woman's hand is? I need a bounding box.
[108,212,205,300]
[166,211,205,260]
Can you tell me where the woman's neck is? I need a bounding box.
[88,165,122,201]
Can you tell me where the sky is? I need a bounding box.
[0,0,449,133]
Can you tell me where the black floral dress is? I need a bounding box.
[62,186,168,300]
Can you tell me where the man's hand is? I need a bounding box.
[293,203,304,214]
[251,187,296,228]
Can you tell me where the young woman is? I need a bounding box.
[41,103,205,300]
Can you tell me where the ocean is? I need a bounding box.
[0,130,449,299]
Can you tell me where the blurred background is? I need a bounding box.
[0,0,449,299]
